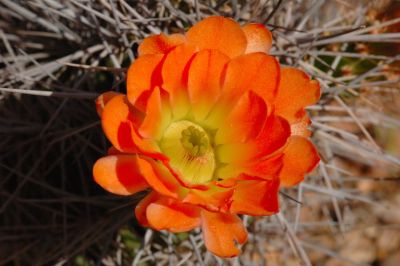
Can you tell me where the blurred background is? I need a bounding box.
[1,0,399,265]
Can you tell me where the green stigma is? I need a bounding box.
[160,120,216,184]
[180,126,209,157]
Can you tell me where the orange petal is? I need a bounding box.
[126,54,164,106]
[222,52,279,103]
[138,33,186,56]
[217,114,290,163]
[138,87,171,140]
[242,23,272,54]
[291,114,312,137]
[201,210,248,258]
[274,67,320,123]
[101,94,141,152]
[101,94,162,156]
[162,44,196,118]
[252,115,291,158]
[215,90,268,145]
[93,155,149,196]
[107,146,125,155]
[186,16,247,58]
[243,153,283,179]
[230,179,279,216]
[182,185,234,212]
[213,178,237,188]
[135,191,159,227]
[136,157,182,198]
[217,153,283,180]
[146,197,201,232]
[279,136,320,187]
[187,49,229,120]
[205,53,279,127]
[95,91,120,117]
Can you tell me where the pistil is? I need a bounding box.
[180,126,210,157]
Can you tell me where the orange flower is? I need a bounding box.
[93,16,320,257]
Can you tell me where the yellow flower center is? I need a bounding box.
[160,120,215,184]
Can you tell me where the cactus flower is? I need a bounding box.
[93,16,320,257]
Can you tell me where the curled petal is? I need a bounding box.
[217,153,283,180]
[242,23,272,54]
[217,115,290,163]
[242,153,283,179]
[274,68,320,123]
[252,115,291,158]
[138,33,186,56]
[201,210,248,258]
[230,179,279,216]
[135,191,159,227]
[213,178,237,188]
[187,49,230,121]
[139,87,171,140]
[162,44,197,118]
[126,54,164,106]
[95,91,120,117]
[215,90,268,145]
[93,155,148,196]
[183,186,234,212]
[146,197,201,232]
[101,95,162,156]
[136,157,183,198]
[186,16,247,58]
[107,146,125,155]
[279,136,320,187]
[101,94,141,151]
